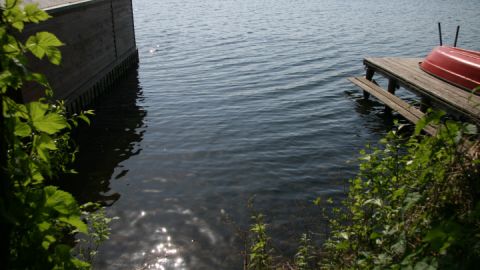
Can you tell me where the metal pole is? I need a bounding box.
[438,22,443,46]
[454,25,460,47]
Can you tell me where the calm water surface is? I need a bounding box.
[71,0,480,269]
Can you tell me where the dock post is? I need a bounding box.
[420,96,432,113]
[385,78,397,114]
[363,67,375,99]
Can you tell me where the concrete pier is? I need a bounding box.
[21,0,138,112]
[24,0,88,9]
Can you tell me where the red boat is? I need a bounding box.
[420,46,480,92]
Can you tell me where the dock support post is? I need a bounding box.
[363,67,375,99]
[420,96,432,113]
[385,79,397,114]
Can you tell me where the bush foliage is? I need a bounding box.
[248,113,480,269]
[1,1,104,268]
[322,115,480,269]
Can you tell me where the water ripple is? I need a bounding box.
[84,0,480,268]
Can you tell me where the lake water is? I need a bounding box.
[70,0,480,269]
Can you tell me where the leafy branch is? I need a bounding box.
[0,1,102,269]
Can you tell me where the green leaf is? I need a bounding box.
[370,232,381,240]
[391,239,406,255]
[34,133,57,150]
[27,101,48,119]
[375,253,392,265]
[78,114,91,125]
[25,32,63,64]
[34,112,67,134]
[46,47,62,65]
[404,192,421,210]
[414,260,437,270]
[2,34,21,55]
[71,257,90,268]
[27,101,68,134]
[415,118,427,135]
[392,187,406,200]
[14,119,31,137]
[25,72,50,87]
[38,221,51,232]
[44,186,79,215]
[0,70,22,92]
[5,0,18,9]
[29,162,45,183]
[83,109,95,115]
[338,232,349,240]
[33,134,57,161]
[415,110,445,135]
[24,3,51,23]
[336,241,349,251]
[4,6,26,31]
[363,198,383,207]
[12,103,29,119]
[58,216,88,234]
[41,234,56,250]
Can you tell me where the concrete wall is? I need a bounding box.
[21,0,138,112]
[24,0,90,9]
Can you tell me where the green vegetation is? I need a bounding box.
[294,233,315,270]
[248,214,273,269]
[3,2,478,269]
[76,204,117,264]
[247,112,480,269]
[0,1,108,268]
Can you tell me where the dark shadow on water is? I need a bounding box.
[64,66,146,205]
[344,90,398,133]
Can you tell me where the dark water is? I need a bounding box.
[72,0,480,269]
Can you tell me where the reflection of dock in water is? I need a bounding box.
[64,66,146,205]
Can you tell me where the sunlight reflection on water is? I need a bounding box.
[75,0,480,268]
[140,226,186,270]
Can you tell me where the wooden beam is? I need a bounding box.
[349,76,437,135]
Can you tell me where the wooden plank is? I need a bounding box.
[349,76,437,135]
[367,58,469,106]
[363,58,480,120]
[380,58,472,104]
[368,58,480,111]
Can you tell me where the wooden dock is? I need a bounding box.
[349,57,480,135]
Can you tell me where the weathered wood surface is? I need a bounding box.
[364,58,480,120]
[349,77,437,135]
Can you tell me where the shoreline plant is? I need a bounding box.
[1,0,109,268]
[247,112,480,269]
[321,114,480,269]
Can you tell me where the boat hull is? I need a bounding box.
[420,46,480,92]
